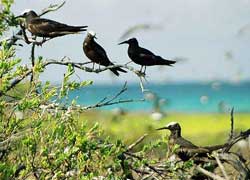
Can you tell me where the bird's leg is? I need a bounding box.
[98,63,101,70]
[20,25,31,44]
[42,37,47,42]
[143,66,147,75]
[139,66,143,73]
[125,61,132,65]
[92,63,95,70]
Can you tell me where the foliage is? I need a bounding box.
[0,0,17,35]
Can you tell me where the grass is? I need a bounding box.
[80,111,250,146]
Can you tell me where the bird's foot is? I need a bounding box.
[135,70,146,77]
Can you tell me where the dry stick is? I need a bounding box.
[229,107,234,140]
[127,134,148,152]
[124,151,165,178]
[38,81,143,112]
[40,1,66,17]
[30,42,36,84]
[214,153,229,180]
[218,153,250,179]
[223,129,250,153]
[0,59,145,100]
[196,166,225,180]
[0,129,32,151]
[81,82,144,110]
[0,70,32,97]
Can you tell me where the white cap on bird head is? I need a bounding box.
[21,9,33,15]
[166,122,179,127]
[88,30,96,38]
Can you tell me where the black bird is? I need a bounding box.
[156,122,227,161]
[83,31,127,76]
[119,38,176,74]
[15,9,87,40]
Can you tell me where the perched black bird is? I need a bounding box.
[15,9,87,40]
[156,122,227,161]
[83,31,127,76]
[119,38,176,74]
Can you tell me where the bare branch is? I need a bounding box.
[30,42,36,84]
[40,1,66,16]
[218,153,250,179]
[124,151,164,177]
[0,70,32,97]
[224,129,250,152]
[0,129,32,151]
[196,166,225,180]
[80,82,144,110]
[127,134,148,152]
[0,58,147,103]
[213,153,229,180]
[229,107,234,140]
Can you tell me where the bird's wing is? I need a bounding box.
[93,41,112,65]
[138,47,156,60]
[30,18,67,30]
[176,137,198,149]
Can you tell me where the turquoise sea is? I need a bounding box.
[67,82,250,113]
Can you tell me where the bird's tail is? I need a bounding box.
[110,67,127,76]
[203,143,228,152]
[63,25,88,32]
[156,56,176,66]
[108,62,127,76]
[110,68,120,76]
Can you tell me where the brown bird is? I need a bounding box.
[119,38,176,74]
[156,122,227,161]
[83,31,127,76]
[15,9,87,40]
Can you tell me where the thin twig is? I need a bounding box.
[30,42,36,84]
[224,129,250,152]
[127,134,148,152]
[218,153,250,179]
[214,153,229,180]
[229,107,234,140]
[196,166,225,180]
[81,82,144,110]
[0,58,146,99]
[124,151,164,177]
[40,1,66,16]
[0,129,32,151]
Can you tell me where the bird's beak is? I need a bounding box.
[156,126,168,131]
[118,40,128,45]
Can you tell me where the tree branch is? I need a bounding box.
[0,58,147,102]
[127,134,148,152]
[39,1,66,17]
[229,107,234,140]
[218,153,250,179]
[196,166,225,180]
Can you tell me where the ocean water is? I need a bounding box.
[67,82,250,113]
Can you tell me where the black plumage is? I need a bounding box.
[119,38,176,73]
[16,10,87,39]
[83,32,127,76]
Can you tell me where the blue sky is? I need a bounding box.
[10,0,250,84]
